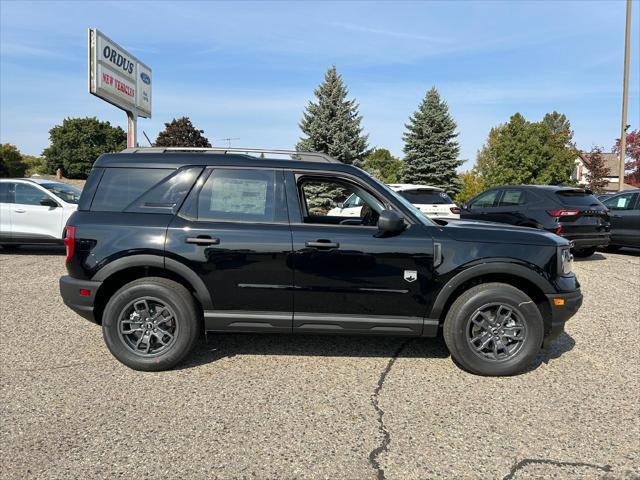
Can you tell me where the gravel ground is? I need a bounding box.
[0,247,638,479]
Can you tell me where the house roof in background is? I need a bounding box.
[578,152,621,176]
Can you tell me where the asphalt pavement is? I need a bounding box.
[1,246,638,479]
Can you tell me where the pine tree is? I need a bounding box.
[296,66,369,208]
[155,117,211,148]
[401,87,462,194]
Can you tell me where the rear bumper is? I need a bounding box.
[543,289,583,348]
[562,232,610,249]
[59,276,102,324]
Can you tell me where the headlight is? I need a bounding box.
[558,246,573,275]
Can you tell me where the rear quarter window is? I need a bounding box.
[90,168,173,212]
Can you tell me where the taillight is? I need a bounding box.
[63,226,75,265]
[555,226,563,235]
[547,209,580,217]
[450,207,461,214]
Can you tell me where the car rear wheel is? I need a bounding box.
[572,246,598,258]
[443,282,543,376]
[102,277,200,371]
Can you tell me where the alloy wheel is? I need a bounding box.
[466,303,527,361]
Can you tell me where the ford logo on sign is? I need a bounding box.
[140,72,151,85]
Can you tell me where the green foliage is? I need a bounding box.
[581,147,611,193]
[296,66,369,165]
[22,154,47,176]
[456,170,486,203]
[43,117,126,179]
[400,87,462,194]
[0,144,26,177]
[362,148,402,183]
[475,112,576,187]
[297,66,369,207]
[155,117,211,148]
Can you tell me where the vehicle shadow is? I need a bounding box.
[527,332,576,371]
[0,245,65,255]
[178,333,451,370]
[573,253,607,262]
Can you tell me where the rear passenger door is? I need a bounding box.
[0,182,14,242]
[167,167,294,333]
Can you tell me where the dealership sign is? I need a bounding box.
[88,29,152,118]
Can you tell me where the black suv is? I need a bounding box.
[60,148,582,376]
[460,185,610,257]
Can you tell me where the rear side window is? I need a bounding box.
[196,169,281,223]
[91,168,173,212]
[0,182,14,203]
[499,189,527,206]
[555,189,600,207]
[399,190,452,205]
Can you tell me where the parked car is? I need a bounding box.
[460,185,610,257]
[388,184,460,219]
[600,189,640,249]
[60,147,582,376]
[597,192,616,202]
[0,178,80,248]
[329,184,460,219]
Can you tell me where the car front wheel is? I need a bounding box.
[443,282,544,376]
[102,277,200,371]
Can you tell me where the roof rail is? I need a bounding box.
[120,147,340,164]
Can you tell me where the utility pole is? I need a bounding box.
[617,0,632,191]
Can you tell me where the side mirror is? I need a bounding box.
[377,209,405,236]
[461,203,468,210]
[336,202,344,209]
[40,197,59,208]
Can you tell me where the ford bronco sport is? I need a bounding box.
[59,148,582,376]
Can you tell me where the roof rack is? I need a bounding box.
[120,147,340,164]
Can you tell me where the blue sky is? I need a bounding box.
[1,0,638,170]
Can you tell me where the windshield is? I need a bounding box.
[398,190,453,205]
[40,182,81,204]
[357,170,434,226]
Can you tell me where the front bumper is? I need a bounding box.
[543,289,583,348]
[59,275,102,323]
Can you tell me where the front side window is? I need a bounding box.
[299,177,384,226]
[15,183,50,206]
[40,182,81,204]
[499,189,526,207]
[469,190,499,209]
[197,169,279,223]
[603,192,636,210]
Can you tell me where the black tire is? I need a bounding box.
[102,277,200,371]
[572,246,598,258]
[443,282,544,376]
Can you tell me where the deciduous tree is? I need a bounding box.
[362,148,402,183]
[0,144,26,177]
[582,147,610,193]
[613,129,640,187]
[155,117,212,148]
[43,117,127,179]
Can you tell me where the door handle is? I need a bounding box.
[186,236,220,245]
[14,208,26,213]
[305,240,339,249]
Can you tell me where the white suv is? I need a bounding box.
[388,184,460,219]
[0,178,80,248]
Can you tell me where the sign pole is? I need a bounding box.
[127,110,138,148]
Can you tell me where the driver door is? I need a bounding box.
[11,182,64,242]
[285,171,433,335]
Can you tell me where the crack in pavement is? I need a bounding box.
[502,458,613,479]
[368,338,413,480]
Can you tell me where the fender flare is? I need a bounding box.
[429,262,553,319]
[92,254,213,309]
